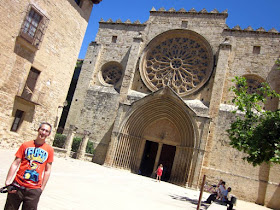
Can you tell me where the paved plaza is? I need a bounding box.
[0,149,271,210]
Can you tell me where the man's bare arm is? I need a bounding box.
[5,157,21,186]
[41,162,52,191]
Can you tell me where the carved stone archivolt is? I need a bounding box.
[140,30,214,96]
[100,62,123,86]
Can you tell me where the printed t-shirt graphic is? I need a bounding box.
[14,140,54,189]
[23,147,49,182]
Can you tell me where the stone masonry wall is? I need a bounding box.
[77,86,120,164]
[146,12,227,54]
[0,0,92,148]
[221,31,280,103]
[206,104,280,208]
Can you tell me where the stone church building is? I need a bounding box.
[0,0,101,147]
[65,8,280,208]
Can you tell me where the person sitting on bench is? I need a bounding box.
[221,187,234,210]
[205,181,226,204]
[205,185,234,210]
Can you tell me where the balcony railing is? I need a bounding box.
[16,83,44,105]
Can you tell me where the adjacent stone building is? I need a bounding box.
[65,7,280,208]
[0,0,101,147]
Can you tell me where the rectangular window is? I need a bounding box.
[21,67,40,101]
[253,46,261,54]
[20,5,49,48]
[112,36,117,43]
[181,20,188,28]
[11,110,24,132]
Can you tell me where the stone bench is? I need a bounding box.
[207,200,227,210]
[207,197,237,210]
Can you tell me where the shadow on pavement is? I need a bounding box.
[169,194,210,209]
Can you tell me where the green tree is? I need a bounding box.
[227,76,280,166]
[53,133,67,148]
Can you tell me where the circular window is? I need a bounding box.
[101,62,123,85]
[243,75,265,94]
[140,30,214,96]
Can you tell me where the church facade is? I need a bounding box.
[65,8,280,208]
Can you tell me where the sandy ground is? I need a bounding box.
[0,149,271,210]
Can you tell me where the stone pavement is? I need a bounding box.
[0,149,271,210]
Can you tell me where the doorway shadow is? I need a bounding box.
[139,141,158,177]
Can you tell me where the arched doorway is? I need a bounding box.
[110,87,198,186]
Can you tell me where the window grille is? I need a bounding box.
[21,67,40,101]
[11,110,24,132]
[20,5,49,48]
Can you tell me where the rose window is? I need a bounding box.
[140,30,214,96]
[244,75,264,94]
[101,63,122,85]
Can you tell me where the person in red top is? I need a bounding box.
[156,164,163,182]
[4,122,54,210]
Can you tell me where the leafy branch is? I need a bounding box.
[227,76,280,166]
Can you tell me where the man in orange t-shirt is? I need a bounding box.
[4,122,54,210]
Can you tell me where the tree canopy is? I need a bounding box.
[227,76,280,166]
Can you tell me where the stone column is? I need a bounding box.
[209,41,232,118]
[191,117,211,187]
[64,125,78,156]
[204,41,232,167]
[76,130,91,160]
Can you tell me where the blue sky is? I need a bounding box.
[78,0,280,59]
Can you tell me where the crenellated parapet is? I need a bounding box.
[150,7,228,17]
[225,24,279,34]
[99,18,147,26]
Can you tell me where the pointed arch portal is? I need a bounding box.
[111,88,200,186]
